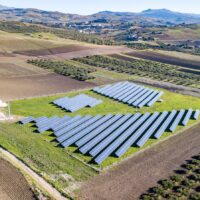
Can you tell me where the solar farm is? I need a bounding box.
[93,81,163,108]
[20,109,199,164]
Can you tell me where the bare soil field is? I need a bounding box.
[0,158,35,200]
[14,44,94,56]
[125,51,200,70]
[16,45,131,60]
[79,123,200,200]
[0,73,95,101]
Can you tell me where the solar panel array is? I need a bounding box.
[53,94,102,112]
[93,81,163,108]
[20,109,199,164]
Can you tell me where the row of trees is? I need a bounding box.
[0,21,114,45]
[127,43,200,56]
[140,154,200,200]
[27,59,96,81]
[74,55,200,88]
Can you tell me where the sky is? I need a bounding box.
[0,0,200,15]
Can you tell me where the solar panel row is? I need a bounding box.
[20,109,198,164]
[53,94,102,113]
[93,81,163,108]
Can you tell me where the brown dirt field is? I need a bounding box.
[79,123,200,200]
[0,73,95,101]
[0,158,35,200]
[14,45,131,60]
[0,63,43,77]
[14,44,93,56]
[125,51,200,71]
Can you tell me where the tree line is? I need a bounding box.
[27,59,96,81]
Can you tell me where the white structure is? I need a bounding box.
[0,99,12,121]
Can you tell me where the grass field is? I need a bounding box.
[0,122,97,197]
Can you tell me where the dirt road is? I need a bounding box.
[0,148,67,200]
[79,123,200,200]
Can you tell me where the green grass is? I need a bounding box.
[11,87,200,117]
[8,86,200,168]
[0,122,97,197]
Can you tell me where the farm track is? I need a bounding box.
[124,51,200,70]
[79,123,200,200]
[0,157,36,200]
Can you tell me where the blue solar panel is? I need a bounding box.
[51,116,71,130]
[56,115,92,141]
[107,82,131,98]
[132,90,153,107]
[53,115,82,133]
[147,92,163,107]
[137,91,158,108]
[99,82,124,95]
[117,86,140,101]
[115,112,159,158]
[60,115,103,147]
[105,82,128,97]
[122,87,144,103]
[34,116,48,123]
[153,110,177,139]
[75,114,114,147]
[193,109,200,120]
[89,114,132,157]
[79,114,123,154]
[127,88,149,104]
[169,110,185,132]
[20,116,35,124]
[136,111,169,147]
[181,109,193,126]
[112,84,136,99]
[94,113,145,164]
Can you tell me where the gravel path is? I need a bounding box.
[79,123,200,200]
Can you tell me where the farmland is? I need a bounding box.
[74,55,200,88]
[0,158,36,200]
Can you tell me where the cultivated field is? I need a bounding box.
[79,123,200,200]
[0,73,94,101]
[125,50,200,71]
[0,158,35,200]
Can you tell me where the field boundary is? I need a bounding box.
[103,121,200,171]
[0,147,67,200]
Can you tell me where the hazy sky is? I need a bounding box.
[1,0,200,15]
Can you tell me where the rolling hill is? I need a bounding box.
[0,4,200,25]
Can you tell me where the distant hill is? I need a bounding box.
[0,5,200,25]
[0,4,13,10]
[139,9,200,24]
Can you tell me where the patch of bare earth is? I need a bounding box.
[14,45,131,60]
[0,158,35,200]
[0,73,95,101]
[79,123,200,200]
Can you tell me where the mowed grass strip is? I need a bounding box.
[0,122,97,196]
[11,87,200,117]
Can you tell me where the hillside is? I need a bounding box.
[0,5,200,25]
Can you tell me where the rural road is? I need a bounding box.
[79,123,200,200]
[0,148,67,200]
